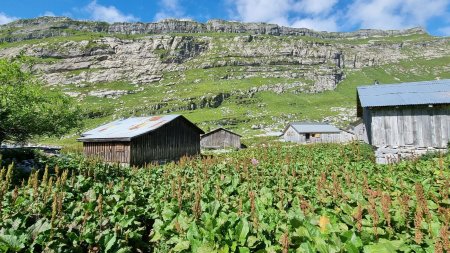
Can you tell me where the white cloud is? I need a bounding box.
[0,12,18,25]
[232,0,291,25]
[228,0,450,32]
[293,0,338,15]
[228,0,340,30]
[292,17,339,31]
[85,0,139,23]
[154,0,187,21]
[346,0,449,30]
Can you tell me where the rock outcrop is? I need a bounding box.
[0,17,448,130]
[0,16,428,43]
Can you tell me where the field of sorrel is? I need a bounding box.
[0,143,449,252]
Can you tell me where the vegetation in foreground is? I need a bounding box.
[0,58,81,146]
[0,143,449,252]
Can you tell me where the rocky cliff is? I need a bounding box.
[0,16,427,43]
[0,17,449,137]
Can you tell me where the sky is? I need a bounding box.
[0,0,449,36]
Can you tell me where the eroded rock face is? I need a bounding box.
[0,16,428,43]
[0,31,448,92]
[0,36,209,85]
[0,17,448,99]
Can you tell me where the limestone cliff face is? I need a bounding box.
[0,17,448,97]
[0,36,209,85]
[0,17,448,129]
[0,16,427,43]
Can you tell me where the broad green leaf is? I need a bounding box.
[236,218,249,245]
[27,219,51,239]
[104,234,116,253]
[247,236,258,248]
[173,241,190,252]
[0,234,26,251]
[363,239,404,253]
[345,243,359,253]
[238,247,250,253]
[187,222,200,242]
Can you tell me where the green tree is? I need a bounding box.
[0,58,82,145]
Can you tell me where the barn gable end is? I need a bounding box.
[200,128,241,149]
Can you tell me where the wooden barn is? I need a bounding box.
[200,128,242,149]
[78,115,204,166]
[282,122,353,143]
[357,79,450,163]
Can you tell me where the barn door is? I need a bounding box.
[305,133,311,142]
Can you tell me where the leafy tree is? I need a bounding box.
[0,58,82,145]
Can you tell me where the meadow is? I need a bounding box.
[0,142,449,252]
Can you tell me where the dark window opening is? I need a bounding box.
[305,133,310,141]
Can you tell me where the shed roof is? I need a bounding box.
[357,79,450,108]
[78,115,204,142]
[284,122,341,134]
[201,128,242,138]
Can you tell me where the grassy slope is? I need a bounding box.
[37,55,450,149]
[1,31,445,148]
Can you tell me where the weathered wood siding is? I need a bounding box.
[130,117,200,165]
[283,126,305,142]
[353,122,369,144]
[283,126,354,144]
[368,105,450,148]
[200,130,241,149]
[362,108,373,145]
[307,132,355,144]
[83,142,131,164]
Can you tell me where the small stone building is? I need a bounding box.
[357,79,450,163]
[200,128,241,149]
[282,122,353,143]
[78,115,204,166]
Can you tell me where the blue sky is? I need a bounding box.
[1,0,449,36]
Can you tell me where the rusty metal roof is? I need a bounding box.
[357,79,450,108]
[287,122,341,134]
[78,115,203,142]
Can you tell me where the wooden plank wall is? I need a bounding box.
[283,126,355,144]
[362,108,373,145]
[83,142,131,164]
[370,105,450,147]
[130,117,200,165]
[283,126,305,143]
[353,123,369,143]
[307,132,355,144]
[200,130,241,149]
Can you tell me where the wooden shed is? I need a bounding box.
[357,79,450,163]
[78,115,204,166]
[200,128,241,149]
[282,122,353,143]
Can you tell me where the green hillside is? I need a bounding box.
[0,18,449,148]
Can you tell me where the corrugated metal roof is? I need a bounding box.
[289,122,341,133]
[78,115,191,141]
[357,79,450,107]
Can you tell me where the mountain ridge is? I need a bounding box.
[0,16,429,44]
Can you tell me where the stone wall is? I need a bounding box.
[375,145,447,164]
